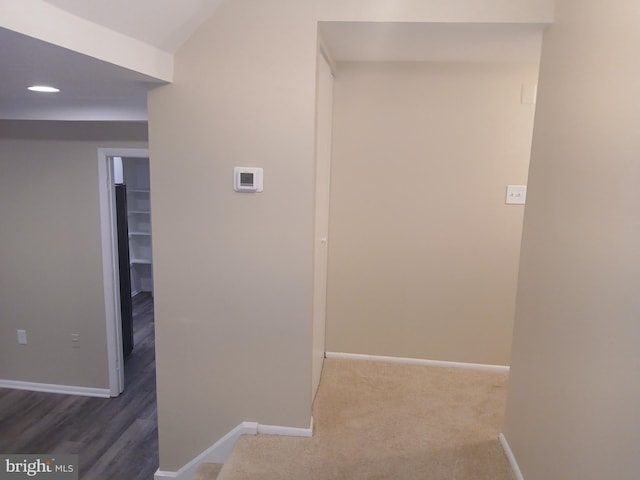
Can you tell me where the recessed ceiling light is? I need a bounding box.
[28,85,60,93]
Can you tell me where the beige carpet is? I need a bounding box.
[212,358,514,480]
[195,463,224,479]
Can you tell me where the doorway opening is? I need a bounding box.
[98,148,154,396]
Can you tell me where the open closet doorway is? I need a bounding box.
[98,148,154,396]
[113,155,154,356]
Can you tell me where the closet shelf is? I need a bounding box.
[123,157,153,294]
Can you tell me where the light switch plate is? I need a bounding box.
[506,185,527,205]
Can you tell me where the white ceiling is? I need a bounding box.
[0,1,546,122]
[41,0,224,53]
[0,0,221,121]
[0,27,163,121]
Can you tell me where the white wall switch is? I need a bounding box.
[17,329,27,345]
[71,333,80,348]
[506,185,527,205]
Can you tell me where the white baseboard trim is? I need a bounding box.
[154,418,314,480]
[154,422,256,480]
[0,379,110,398]
[258,417,313,437]
[499,433,524,480]
[325,352,510,373]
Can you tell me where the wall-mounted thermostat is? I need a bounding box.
[234,167,263,193]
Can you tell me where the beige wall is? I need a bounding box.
[317,0,554,22]
[0,123,147,389]
[147,0,554,472]
[326,62,538,366]
[503,1,640,479]
[148,1,318,471]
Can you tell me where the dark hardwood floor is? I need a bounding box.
[0,293,158,480]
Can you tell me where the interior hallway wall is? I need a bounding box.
[148,1,318,471]
[326,62,538,366]
[503,0,640,478]
[0,121,147,389]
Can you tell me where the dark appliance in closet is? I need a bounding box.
[115,183,134,357]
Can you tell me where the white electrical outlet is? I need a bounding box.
[17,330,27,345]
[71,333,80,348]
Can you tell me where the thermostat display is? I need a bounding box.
[240,172,254,186]
[234,167,263,193]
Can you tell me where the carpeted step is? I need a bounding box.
[193,463,224,480]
